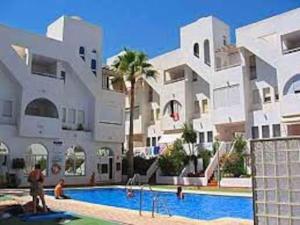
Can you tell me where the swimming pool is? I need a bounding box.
[48,188,253,220]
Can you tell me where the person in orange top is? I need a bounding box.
[27,164,48,213]
[54,179,70,199]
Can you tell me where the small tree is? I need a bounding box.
[182,123,198,173]
[158,139,188,176]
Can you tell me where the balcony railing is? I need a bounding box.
[282,46,300,55]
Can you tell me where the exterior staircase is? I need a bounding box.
[204,142,233,186]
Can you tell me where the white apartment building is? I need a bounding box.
[0,16,125,187]
[108,8,300,158]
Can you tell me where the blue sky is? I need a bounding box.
[0,0,299,60]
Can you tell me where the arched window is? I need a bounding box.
[193,43,199,58]
[91,59,97,75]
[283,74,300,95]
[0,141,9,171]
[65,146,86,176]
[25,144,48,175]
[25,98,58,118]
[164,100,182,121]
[79,46,85,61]
[96,147,113,157]
[204,39,211,66]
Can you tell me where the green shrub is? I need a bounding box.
[222,152,247,177]
[158,139,188,176]
[198,149,212,171]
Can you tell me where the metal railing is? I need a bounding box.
[126,174,171,218]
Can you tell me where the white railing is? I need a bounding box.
[204,142,228,184]
[142,145,169,183]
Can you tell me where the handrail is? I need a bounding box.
[140,184,171,218]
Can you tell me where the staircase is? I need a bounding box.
[204,142,233,186]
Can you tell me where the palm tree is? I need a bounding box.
[182,122,197,173]
[112,49,156,177]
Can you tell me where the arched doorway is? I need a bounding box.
[96,147,114,182]
[64,146,86,176]
[25,144,48,175]
[0,141,9,186]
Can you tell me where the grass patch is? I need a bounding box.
[3,216,118,225]
[151,185,252,193]
[0,195,12,201]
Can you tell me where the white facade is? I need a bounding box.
[0,16,125,187]
[108,8,300,156]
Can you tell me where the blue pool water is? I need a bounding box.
[48,188,253,220]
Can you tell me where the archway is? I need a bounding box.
[65,146,86,176]
[25,143,48,175]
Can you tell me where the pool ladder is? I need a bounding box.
[126,174,171,218]
[140,184,172,218]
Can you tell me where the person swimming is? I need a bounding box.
[127,188,134,198]
[176,186,184,199]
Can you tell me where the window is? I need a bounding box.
[199,132,205,143]
[148,88,153,102]
[263,87,271,103]
[204,40,211,66]
[207,131,213,143]
[133,106,140,120]
[125,109,130,121]
[100,164,108,174]
[252,126,259,139]
[192,71,198,82]
[25,144,48,175]
[2,100,12,117]
[156,108,160,120]
[262,125,270,138]
[223,35,227,46]
[249,55,257,80]
[62,108,66,123]
[202,99,208,113]
[96,147,113,157]
[152,137,156,147]
[77,110,85,125]
[164,100,181,121]
[25,98,58,118]
[150,109,154,122]
[146,137,151,147]
[68,109,76,124]
[116,162,121,171]
[61,71,66,83]
[274,87,279,101]
[194,100,200,115]
[91,59,97,75]
[272,124,281,137]
[252,89,261,105]
[79,46,85,61]
[193,43,199,58]
[65,146,86,176]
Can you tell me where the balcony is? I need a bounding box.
[215,45,242,71]
[282,30,300,55]
[164,66,185,84]
[31,54,58,78]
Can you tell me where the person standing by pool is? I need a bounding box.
[176,186,184,199]
[54,179,70,199]
[27,164,48,213]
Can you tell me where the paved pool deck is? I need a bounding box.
[0,188,253,225]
